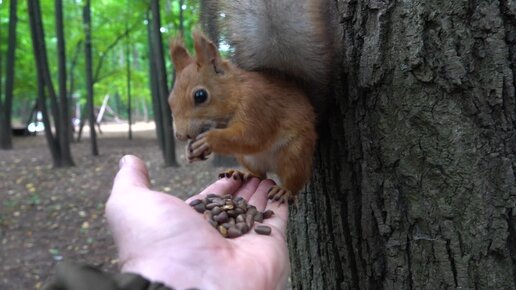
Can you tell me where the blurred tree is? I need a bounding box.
[150,0,177,167]
[0,0,17,150]
[82,0,98,156]
[28,0,74,167]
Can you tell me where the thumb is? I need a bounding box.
[112,155,151,192]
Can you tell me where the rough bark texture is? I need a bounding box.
[288,0,516,289]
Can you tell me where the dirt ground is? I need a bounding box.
[0,122,231,290]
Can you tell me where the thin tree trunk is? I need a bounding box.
[32,0,61,147]
[147,11,164,154]
[55,0,74,166]
[288,0,516,289]
[0,0,18,150]
[125,10,133,140]
[28,0,62,167]
[150,0,177,167]
[83,0,98,156]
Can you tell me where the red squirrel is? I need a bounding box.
[168,0,337,203]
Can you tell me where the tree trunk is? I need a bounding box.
[126,12,133,140]
[0,0,17,150]
[28,0,71,168]
[288,0,516,289]
[147,11,164,154]
[55,0,74,166]
[83,0,99,156]
[150,0,177,167]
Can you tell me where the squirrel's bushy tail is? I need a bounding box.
[222,0,338,87]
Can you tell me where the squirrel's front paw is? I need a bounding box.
[186,132,212,163]
[267,186,295,204]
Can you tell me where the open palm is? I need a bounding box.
[106,155,290,290]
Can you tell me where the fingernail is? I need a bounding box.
[119,156,128,169]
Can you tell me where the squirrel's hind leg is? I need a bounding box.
[271,137,315,204]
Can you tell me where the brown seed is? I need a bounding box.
[193,203,206,213]
[247,206,257,216]
[254,212,264,223]
[236,222,249,234]
[228,210,240,218]
[218,225,228,237]
[203,211,213,221]
[221,222,233,229]
[189,199,202,206]
[229,217,236,225]
[214,211,229,223]
[208,220,218,228]
[235,207,245,215]
[211,198,225,206]
[223,194,232,200]
[263,210,275,219]
[223,204,235,210]
[236,214,245,223]
[211,206,222,215]
[206,203,219,210]
[245,214,254,229]
[207,193,218,198]
[254,225,272,235]
[234,196,244,203]
[227,226,243,238]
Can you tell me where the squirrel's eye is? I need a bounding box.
[193,89,208,105]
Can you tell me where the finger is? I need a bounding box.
[112,155,151,193]
[248,179,275,212]
[191,143,210,158]
[190,137,207,151]
[234,177,261,200]
[185,176,242,204]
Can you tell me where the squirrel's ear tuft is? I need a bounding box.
[193,30,224,74]
[170,38,193,72]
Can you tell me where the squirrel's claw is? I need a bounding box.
[267,185,294,204]
[186,133,212,162]
[218,169,261,182]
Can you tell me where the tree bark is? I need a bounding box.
[83,0,99,156]
[288,0,516,289]
[0,0,17,150]
[126,9,133,140]
[55,0,74,166]
[146,11,165,154]
[28,0,76,168]
[150,0,177,167]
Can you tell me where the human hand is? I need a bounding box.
[106,155,290,290]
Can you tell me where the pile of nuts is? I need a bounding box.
[189,194,273,238]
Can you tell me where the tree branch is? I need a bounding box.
[93,20,141,83]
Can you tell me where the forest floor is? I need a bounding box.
[0,122,233,290]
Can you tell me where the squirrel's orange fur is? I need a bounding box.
[168,0,337,202]
[169,33,317,202]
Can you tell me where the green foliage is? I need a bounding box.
[0,0,200,121]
